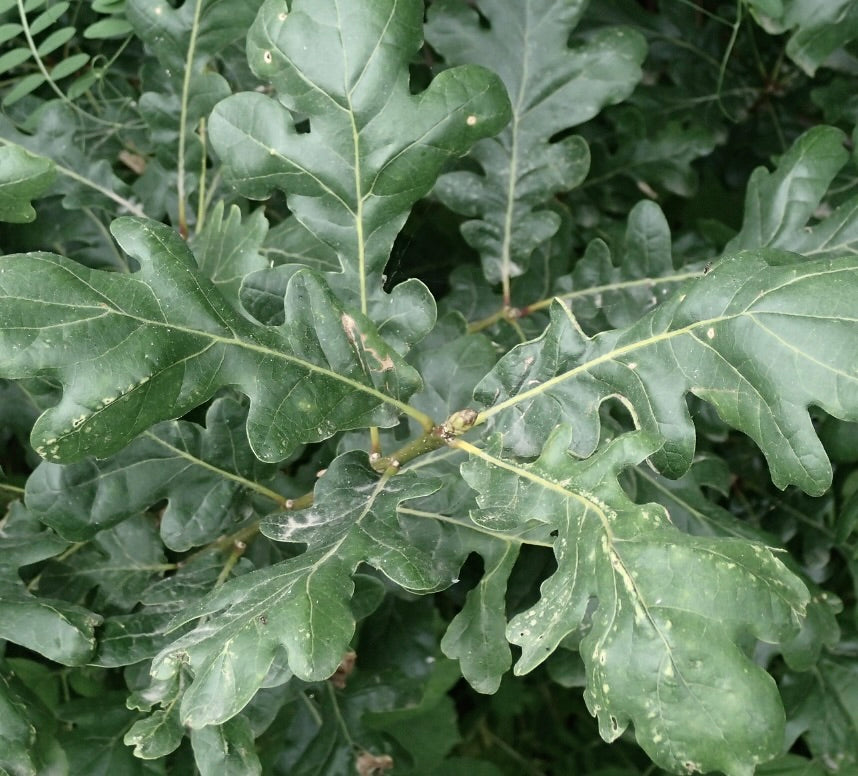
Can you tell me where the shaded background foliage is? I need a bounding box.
[1,0,858,774]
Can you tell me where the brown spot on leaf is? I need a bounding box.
[341,312,359,345]
[356,751,393,776]
[361,334,395,371]
[341,313,395,371]
[330,649,356,689]
[118,150,146,175]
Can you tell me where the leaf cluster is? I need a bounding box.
[2,1,858,775]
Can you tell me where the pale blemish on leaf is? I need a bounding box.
[341,312,359,346]
[341,312,395,371]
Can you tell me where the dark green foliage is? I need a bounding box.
[1,1,858,774]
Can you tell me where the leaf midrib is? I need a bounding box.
[142,431,286,506]
[479,305,736,421]
[480,262,855,422]
[459,440,678,671]
[91,304,421,422]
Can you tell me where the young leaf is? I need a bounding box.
[208,0,511,337]
[0,218,425,463]
[425,0,646,293]
[747,0,858,75]
[439,536,518,694]
[552,200,703,331]
[725,126,850,253]
[0,144,55,223]
[461,427,809,775]
[150,453,442,727]
[475,250,858,494]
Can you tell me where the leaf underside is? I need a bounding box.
[150,452,443,727]
[462,428,808,775]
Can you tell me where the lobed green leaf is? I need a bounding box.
[209,0,511,340]
[0,218,424,463]
[461,427,809,775]
[476,250,858,494]
[747,0,858,75]
[0,145,55,223]
[26,397,282,549]
[553,200,703,331]
[0,503,101,665]
[150,453,443,727]
[425,0,645,288]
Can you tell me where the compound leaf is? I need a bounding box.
[475,250,858,495]
[150,453,442,727]
[0,106,135,217]
[0,217,424,464]
[461,427,809,775]
[0,144,55,223]
[209,0,511,335]
[425,0,645,288]
[128,0,264,224]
